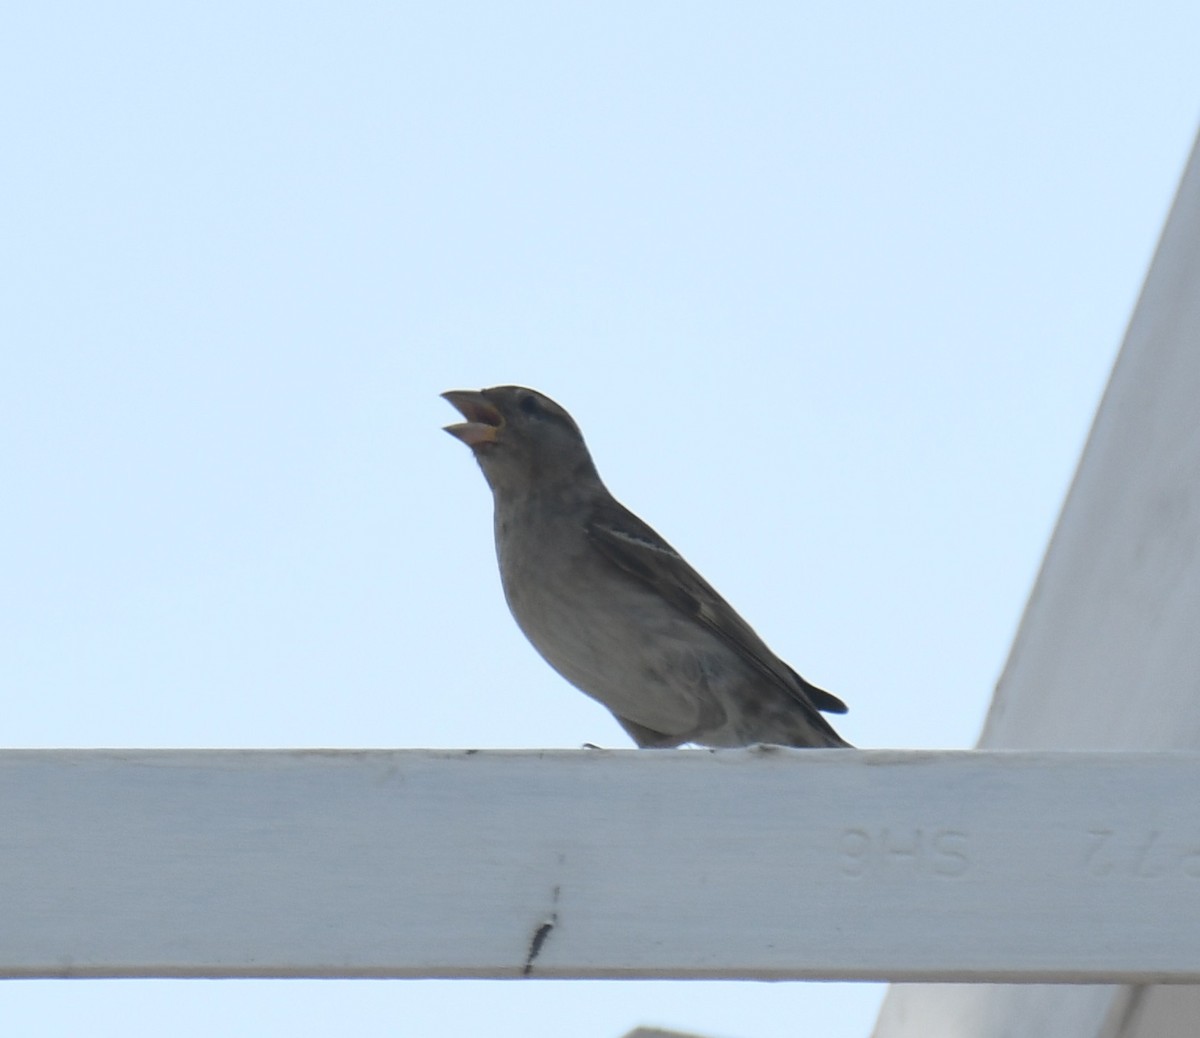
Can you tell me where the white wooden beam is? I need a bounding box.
[4,747,1200,982]
[874,127,1200,1037]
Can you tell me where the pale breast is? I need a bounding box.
[494,505,721,736]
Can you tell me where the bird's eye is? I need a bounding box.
[519,395,544,418]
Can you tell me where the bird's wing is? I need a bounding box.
[585,500,848,717]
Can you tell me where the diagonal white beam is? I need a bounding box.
[874,126,1200,1038]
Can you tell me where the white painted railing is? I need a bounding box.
[4,747,1199,982]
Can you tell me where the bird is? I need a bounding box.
[442,385,851,749]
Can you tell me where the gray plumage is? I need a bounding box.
[442,385,850,749]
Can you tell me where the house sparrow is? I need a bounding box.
[442,385,850,748]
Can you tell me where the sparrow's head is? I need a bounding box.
[442,386,600,496]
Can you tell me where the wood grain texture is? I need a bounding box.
[2,747,1199,981]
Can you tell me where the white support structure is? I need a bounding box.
[3,747,1200,982]
[873,129,1200,1036]
[3,134,1194,1038]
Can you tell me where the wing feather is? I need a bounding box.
[585,502,848,722]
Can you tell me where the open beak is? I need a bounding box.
[442,389,504,447]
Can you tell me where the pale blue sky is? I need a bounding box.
[4,4,1199,1036]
